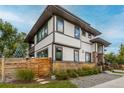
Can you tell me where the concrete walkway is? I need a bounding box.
[92,76,124,88]
[104,71,124,76]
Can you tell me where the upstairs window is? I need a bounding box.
[88,33,92,39]
[82,29,86,36]
[37,31,42,43]
[56,17,64,33]
[74,26,80,39]
[37,23,48,43]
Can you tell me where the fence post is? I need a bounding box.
[1,56,5,82]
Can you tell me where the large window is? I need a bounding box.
[74,26,80,39]
[55,47,63,61]
[85,52,91,62]
[37,48,48,58]
[74,50,79,62]
[56,17,64,33]
[37,23,48,43]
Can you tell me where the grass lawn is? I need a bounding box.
[0,80,77,88]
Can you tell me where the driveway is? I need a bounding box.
[92,76,124,88]
[70,73,121,88]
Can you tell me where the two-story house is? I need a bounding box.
[25,5,110,64]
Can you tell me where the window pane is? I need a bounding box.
[82,30,86,36]
[57,17,64,32]
[75,26,80,39]
[56,47,62,61]
[41,29,44,39]
[85,52,91,62]
[88,33,92,39]
[44,24,48,37]
[74,50,79,62]
[37,31,41,42]
[37,49,48,58]
[36,23,48,43]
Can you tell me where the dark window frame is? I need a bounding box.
[88,33,92,39]
[85,52,91,63]
[74,26,80,39]
[37,48,48,58]
[55,46,63,61]
[74,50,79,62]
[37,23,48,43]
[82,29,86,37]
[56,16,64,33]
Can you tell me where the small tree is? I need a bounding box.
[105,52,117,64]
[116,44,124,64]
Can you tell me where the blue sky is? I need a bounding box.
[0,5,124,53]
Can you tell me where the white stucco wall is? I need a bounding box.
[64,20,74,37]
[35,44,52,58]
[63,47,74,61]
[48,17,53,34]
[54,32,80,48]
[34,17,53,45]
[53,45,74,61]
[34,33,53,57]
[80,42,92,62]
[81,31,95,43]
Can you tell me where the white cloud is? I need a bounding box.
[0,11,35,25]
[0,11,24,22]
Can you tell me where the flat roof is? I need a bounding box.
[25,5,102,43]
[90,37,111,47]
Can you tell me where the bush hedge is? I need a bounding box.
[54,66,101,80]
[16,69,35,82]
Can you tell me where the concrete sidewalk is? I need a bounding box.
[92,76,124,88]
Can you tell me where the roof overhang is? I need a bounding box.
[90,37,111,47]
[25,5,102,43]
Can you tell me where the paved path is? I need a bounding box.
[92,76,124,88]
[70,73,121,88]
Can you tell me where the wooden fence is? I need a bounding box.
[0,58,52,81]
[53,62,96,71]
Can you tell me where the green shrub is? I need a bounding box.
[76,68,85,76]
[67,69,78,78]
[54,66,101,80]
[77,67,101,76]
[16,69,35,82]
[54,70,69,80]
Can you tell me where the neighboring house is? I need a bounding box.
[25,5,111,64]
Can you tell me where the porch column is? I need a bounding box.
[102,45,105,63]
[93,43,98,64]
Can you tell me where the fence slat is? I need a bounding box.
[1,58,52,81]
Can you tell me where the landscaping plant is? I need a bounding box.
[54,70,69,80]
[54,66,101,80]
[16,69,35,82]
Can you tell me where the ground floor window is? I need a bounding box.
[37,48,48,58]
[55,47,63,61]
[85,52,91,62]
[74,50,79,62]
